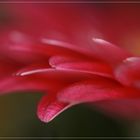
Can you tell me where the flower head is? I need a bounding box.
[0,3,140,123]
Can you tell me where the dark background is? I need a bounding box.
[0,92,138,137]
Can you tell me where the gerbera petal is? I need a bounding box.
[37,95,72,123]
[0,76,50,94]
[91,38,131,64]
[9,65,98,95]
[16,66,96,82]
[0,61,20,77]
[0,66,78,94]
[0,31,49,64]
[58,79,140,103]
[49,55,85,67]
[52,61,113,78]
[42,38,131,65]
[115,57,140,87]
[41,38,88,58]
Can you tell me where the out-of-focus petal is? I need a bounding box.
[41,38,93,59]
[0,61,20,77]
[0,76,51,94]
[0,31,50,64]
[49,55,87,67]
[43,38,131,65]
[91,38,131,64]
[115,57,140,88]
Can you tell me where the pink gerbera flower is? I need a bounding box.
[1,3,140,123]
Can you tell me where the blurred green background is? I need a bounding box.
[0,92,138,137]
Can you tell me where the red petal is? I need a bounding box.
[58,79,140,103]
[1,66,81,94]
[0,76,51,94]
[42,38,131,65]
[49,55,84,67]
[41,38,93,58]
[0,31,50,64]
[52,60,113,78]
[16,65,97,82]
[5,65,99,94]
[91,38,131,64]
[37,95,71,123]
[115,57,140,87]
[0,61,19,77]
